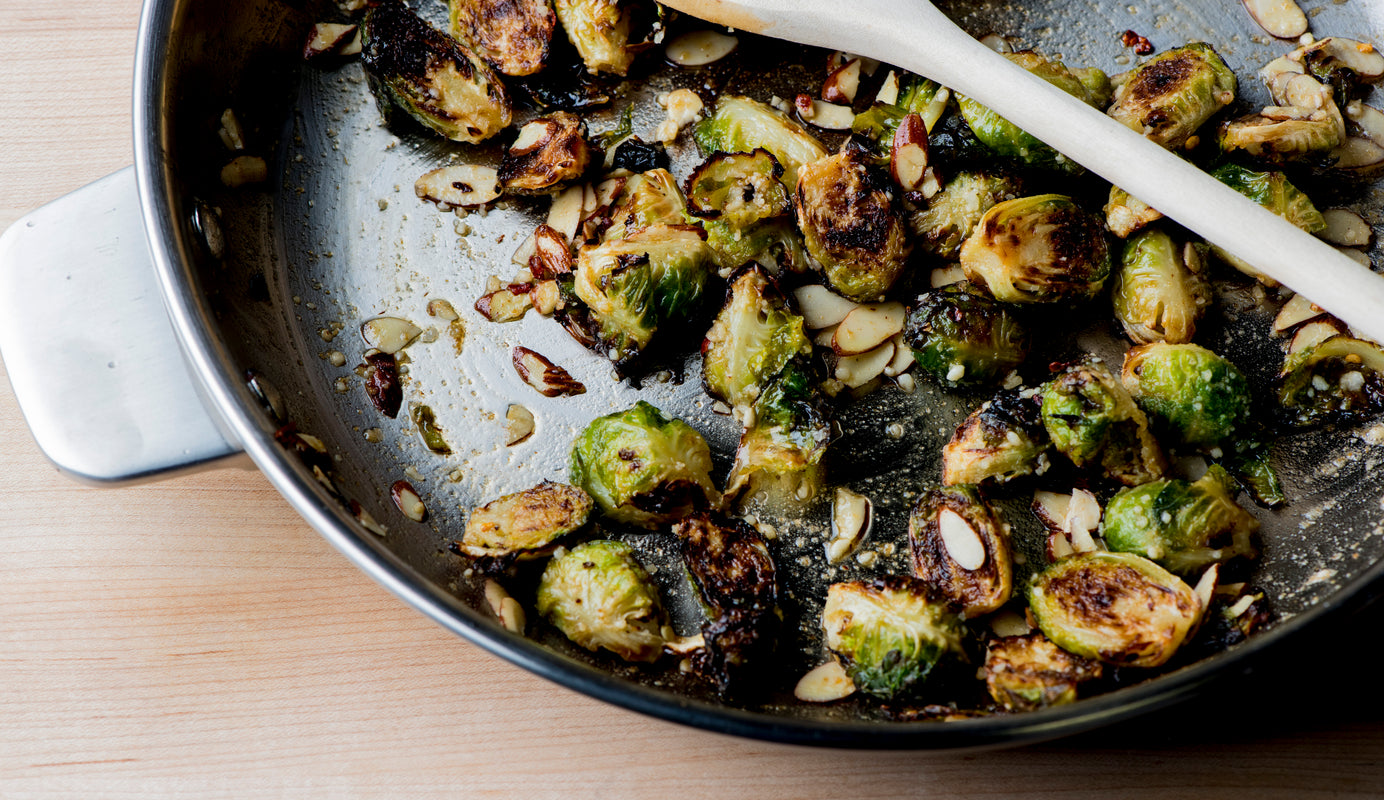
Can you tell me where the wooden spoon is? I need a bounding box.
[663,0,1384,344]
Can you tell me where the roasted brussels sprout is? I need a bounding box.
[794,151,911,302]
[685,149,791,227]
[449,0,555,77]
[1122,343,1252,449]
[957,52,1108,173]
[695,95,829,189]
[908,170,1025,260]
[554,0,637,76]
[942,389,1050,486]
[601,168,691,243]
[1111,228,1212,345]
[1102,465,1259,573]
[724,362,832,501]
[1279,335,1384,428]
[536,540,667,661]
[1222,443,1287,509]
[569,401,718,528]
[1040,359,1167,486]
[903,285,1030,389]
[848,75,950,166]
[674,511,779,692]
[960,194,1113,305]
[361,0,512,144]
[458,481,594,559]
[984,633,1102,712]
[907,484,1013,616]
[1108,43,1236,149]
[1218,102,1345,164]
[1103,186,1163,239]
[571,224,711,363]
[703,217,810,276]
[821,576,964,699]
[1210,164,1326,283]
[498,112,593,194]
[1028,551,1202,667]
[702,265,811,408]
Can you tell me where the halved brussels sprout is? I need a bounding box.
[601,168,691,243]
[907,484,1013,616]
[361,0,512,144]
[984,633,1102,712]
[498,112,593,194]
[569,401,718,528]
[1108,43,1236,149]
[458,480,594,559]
[1028,551,1201,667]
[821,576,965,699]
[571,224,711,363]
[703,217,810,276]
[1102,465,1259,573]
[908,170,1025,260]
[1210,164,1326,283]
[1218,104,1345,164]
[1122,342,1253,449]
[536,540,667,661]
[702,265,811,408]
[960,194,1113,305]
[903,285,1030,389]
[554,0,637,76]
[957,52,1108,173]
[942,389,1050,487]
[449,0,555,77]
[794,151,911,302]
[1279,335,1384,428]
[1111,229,1212,345]
[724,362,832,502]
[685,149,791,228]
[1104,186,1163,239]
[1040,359,1167,486]
[695,95,829,189]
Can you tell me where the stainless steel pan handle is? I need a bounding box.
[0,167,244,484]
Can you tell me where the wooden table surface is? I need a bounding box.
[3,1,1384,796]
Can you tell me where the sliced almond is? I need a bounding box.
[822,58,863,104]
[512,346,586,397]
[813,325,839,348]
[1288,319,1346,358]
[510,231,538,266]
[1275,292,1326,333]
[529,225,574,278]
[218,109,246,151]
[883,333,915,377]
[352,502,388,537]
[220,155,267,188]
[930,264,967,288]
[833,302,906,355]
[938,508,987,570]
[665,30,738,67]
[1193,563,1220,620]
[498,597,526,633]
[427,299,460,321]
[415,165,501,208]
[793,285,859,329]
[1063,489,1102,540]
[664,633,706,656]
[1329,136,1384,171]
[361,316,422,354]
[531,280,561,315]
[1032,491,1072,532]
[1242,0,1308,40]
[826,487,872,564]
[874,70,901,106]
[1339,246,1374,269]
[989,609,1033,638]
[1320,208,1373,247]
[794,660,857,703]
[805,100,857,130]
[1347,102,1384,143]
[390,479,427,522]
[547,185,586,242]
[475,286,532,323]
[835,340,895,388]
[505,403,536,446]
[1293,37,1384,80]
[891,113,931,193]
[303,22,359,60]
[980,33,1015,53]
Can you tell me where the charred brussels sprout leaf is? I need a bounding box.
[449,0,556,77]
[725,362,831,502]
[601,168,691,242]
[942,389,1050,487]
[1111,229,1212,345]
[554,0,638,76]
[702,265,810,408]
[569,401,718,528]
[362,0,512,143]
[957,52,1108,173]
[695,95,829,189]
[685,149,791,227]
[1210,164,1325,283]
[903,285,1030,389]
[1028,551,1202,667]
[498,111,593,194]
[458,481,594,558]
[985,633,1102,712]
[1279,336,1384,428]
[794,151,911,302]
[1122,342,1252,449]
[536,540,667,661]
[1108,43,1236,149]
[1040,359,1167,486]
[702,217,809,276]
[908,170,1025,260]
[907,484,1013,616]
[822,576,964,700]
[960,194,1113,305]
[1102,465,1259,573]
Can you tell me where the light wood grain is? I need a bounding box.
[2,1,1383,797]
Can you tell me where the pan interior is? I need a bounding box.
[151,0,1384,737]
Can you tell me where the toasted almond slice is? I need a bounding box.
[361,316,422,354]
[883,333,915,377]
[794,660,857,703]
[874,70,901,106]
[980,32,1015,53]
[833,302,906,355]
[512,346,586,397]
[813,324,839,348]
[891,114,931,192]
[1274,292,1326,332]
[822,58,863,104]
[665,30,738,66]
[989,609,1033,638]
[484,579,510,617]
[938,508,986,570]
[1294,37,1384,80]
[505,403,536,446]
[1339,246,1374,269]
[304,22,359,60]
[391,480,427,522]
[1289,319,1347,358]
[415,165,501,208]
[835,340,895,388]
[930,264,967,288]
[220,155,267,188]
[1320,209,1373,246]
[794,285,860,329]
[547,185,585,241]
[1032,491,1072,532]
[427,299,460,321]
[806,100,857,130]
[1063,489,1102,539]
[1348,102,1384,143]
[1330,136,1384,171]
[1193,563,1220,621]
[498,597,526,633]
[827,488,872,564]
[1242,0,1308,40]
[475,287,532,323]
